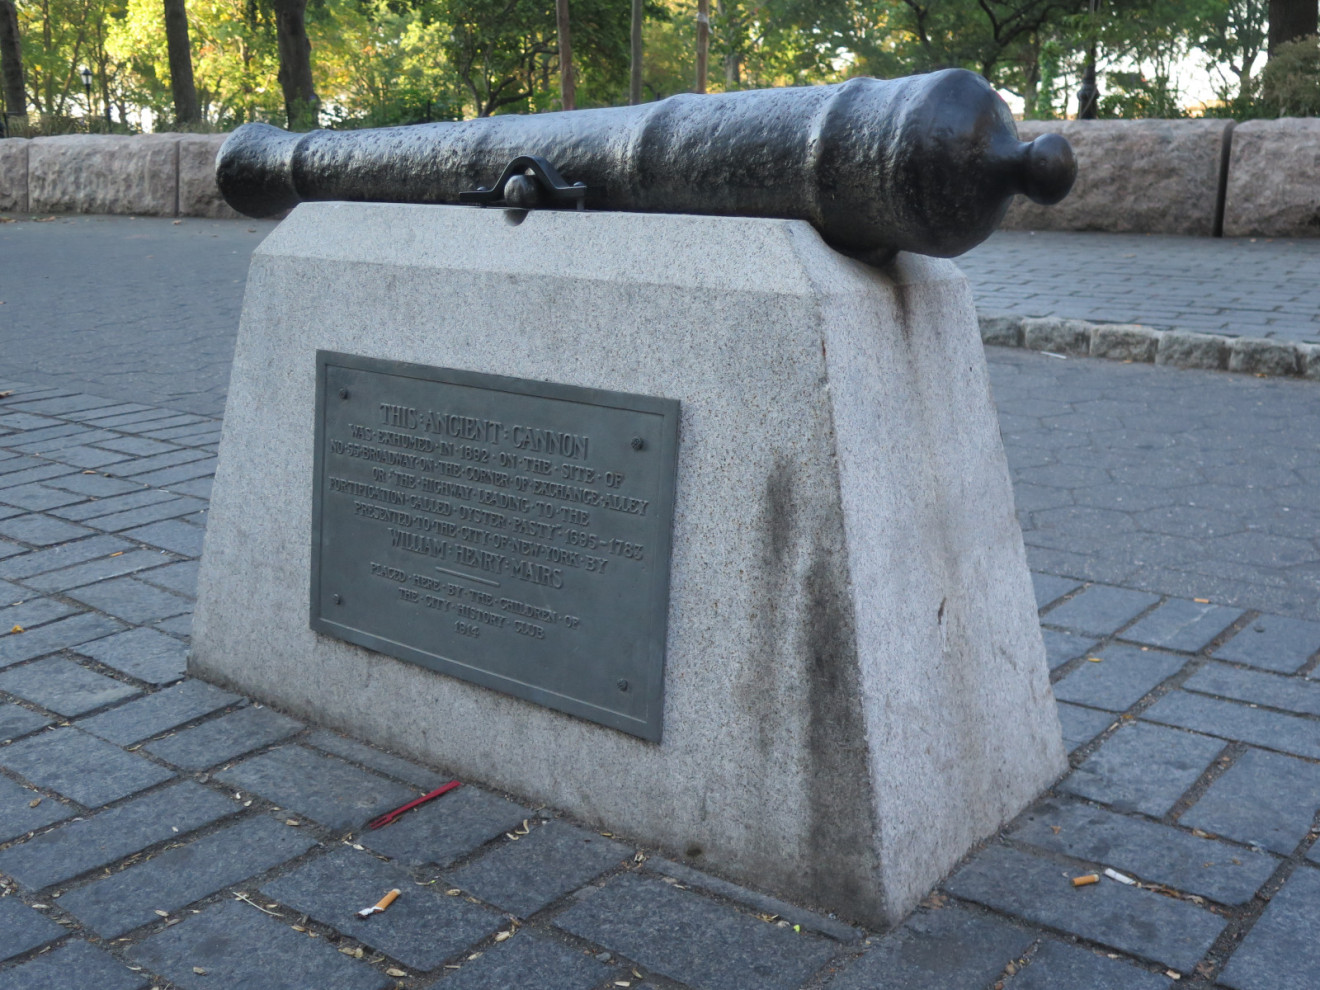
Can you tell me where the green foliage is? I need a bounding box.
[1258,35,1320,115]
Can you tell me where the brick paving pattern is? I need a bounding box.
[1,215,1319,988]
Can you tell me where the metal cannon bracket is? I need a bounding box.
[458,155,590,211]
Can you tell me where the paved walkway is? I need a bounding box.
[961,231,1320,344]
[0,216,1318,989]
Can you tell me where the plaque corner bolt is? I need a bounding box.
[617,679,630,691]
[339,388,350,400]
[332,593,343,605]
[630,437,644,451]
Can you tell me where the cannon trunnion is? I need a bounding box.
[217,69,1075,263]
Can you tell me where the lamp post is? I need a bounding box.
[1076,0,1099,119]
[79,66,94,131]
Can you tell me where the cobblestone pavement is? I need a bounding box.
[960,231,1320,345]
[0,216,275,418]
[2,215,1320,988]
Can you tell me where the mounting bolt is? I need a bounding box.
[630,437,644,450]
[616,679,629,692]
[332,593,343,605]
[339,388,350,400]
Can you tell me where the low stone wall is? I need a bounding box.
[1005,119,1234,237]
[0,118,1318,236]
[0,132,237,219]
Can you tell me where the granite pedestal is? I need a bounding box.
[193,202,1065,926]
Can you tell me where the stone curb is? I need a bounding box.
[981,312,1320,381]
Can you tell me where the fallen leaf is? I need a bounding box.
[1086,656,1103,663]
[154,910,169,917]
[109,551,124,558]
[494,930,512,942]
[28,797,41,808]
[292,925,307,932]
[173,220,182,225]
[1193,598,1210,604]
[285,819,300,826]
[1050,825,1061,834]
[385,968,407,977]
[10,625,22,634]
[446,888,461,896]
[192,967,207,975]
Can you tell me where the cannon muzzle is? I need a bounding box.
[217,69,1074,263]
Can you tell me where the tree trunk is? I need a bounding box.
[1268,0,1319,52]
[162,0,199,124]
[556,0,575,109]
[629,0,642,104]
[695,0,709,93]
[0,0,26,124]
[272,0,318,129]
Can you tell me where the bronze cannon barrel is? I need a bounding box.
[216,68,1074,262]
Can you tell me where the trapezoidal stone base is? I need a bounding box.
[192,202,1065,928]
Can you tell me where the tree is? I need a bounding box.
[162,0,199,123]
[556,0,574,107]
[1268,0,1317,53]
[0,0,25,124]
[271,0,317,127]
[1198,0,1267,101]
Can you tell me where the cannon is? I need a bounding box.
[216,68,1075,264]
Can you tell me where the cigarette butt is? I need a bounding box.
[357,888,401,917]
[1072,874,1100,887]
[1103,868,1136,885]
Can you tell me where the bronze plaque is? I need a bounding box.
[311,352,679,740]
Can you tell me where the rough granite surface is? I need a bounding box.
[191,203,1064,927]
[27,135,179,216]
[1222,118,1320,238]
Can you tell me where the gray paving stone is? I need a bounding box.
[10,394,116,415]
[134,559,198,598]
[59,814,317,937]
[0,656,140,716]
[0,540,28,562]
[50,489,176,522]
[1121,599,1245,652]
[1185,661,1320,717]
[263,847,503,970]
[945,844,1224,972]
[216,745,416,832]
[50,444,133,469]
[79,404,154,424]
[649,858,864,942]
[123,519,205,557]
[449,821,630,918]
[0,700,49,741]
[21,550,168,594]
[435,930,615,990]
[1215,615,1320,673]
[0,897,65,963]
[169,476,213,500]
[1057,702,1115,751]
[1219,865,1320,990]
[1180,747,1320,855]
[0,579,28,604]
[825,904,1031,990]
[129,898,390,990]
[0,514,94,547]
[359,783,533,868]
[0,465,80,488]
[1142,690,1320,760]
[1041,629,1099,670]
[555,871,838,990]
[0,727,174,807]
[1005,940,1172,990]
[305,729,451,789]
[77,679,241,745]
[0,505,25,523]
[95,436,180,456]
[145,706,303,770]
[1011,797,1277,905]
[86,495,207,532]
[74,627,188,685]
[0,939,150,990]
[0,612,126,668]
[1052,644,1188,711]
[0,780,240,890]
[45,473,140,497]
[67,576,191,624]
[0,596,78,630]
[0,772,75,842]
[0,483,88,511]
[101,448,211,478]
[132,458,218,488]
[0,534,133,579]
[151,613,192,638]
[1041,585,1162,637]
[1061,721,1225,816]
